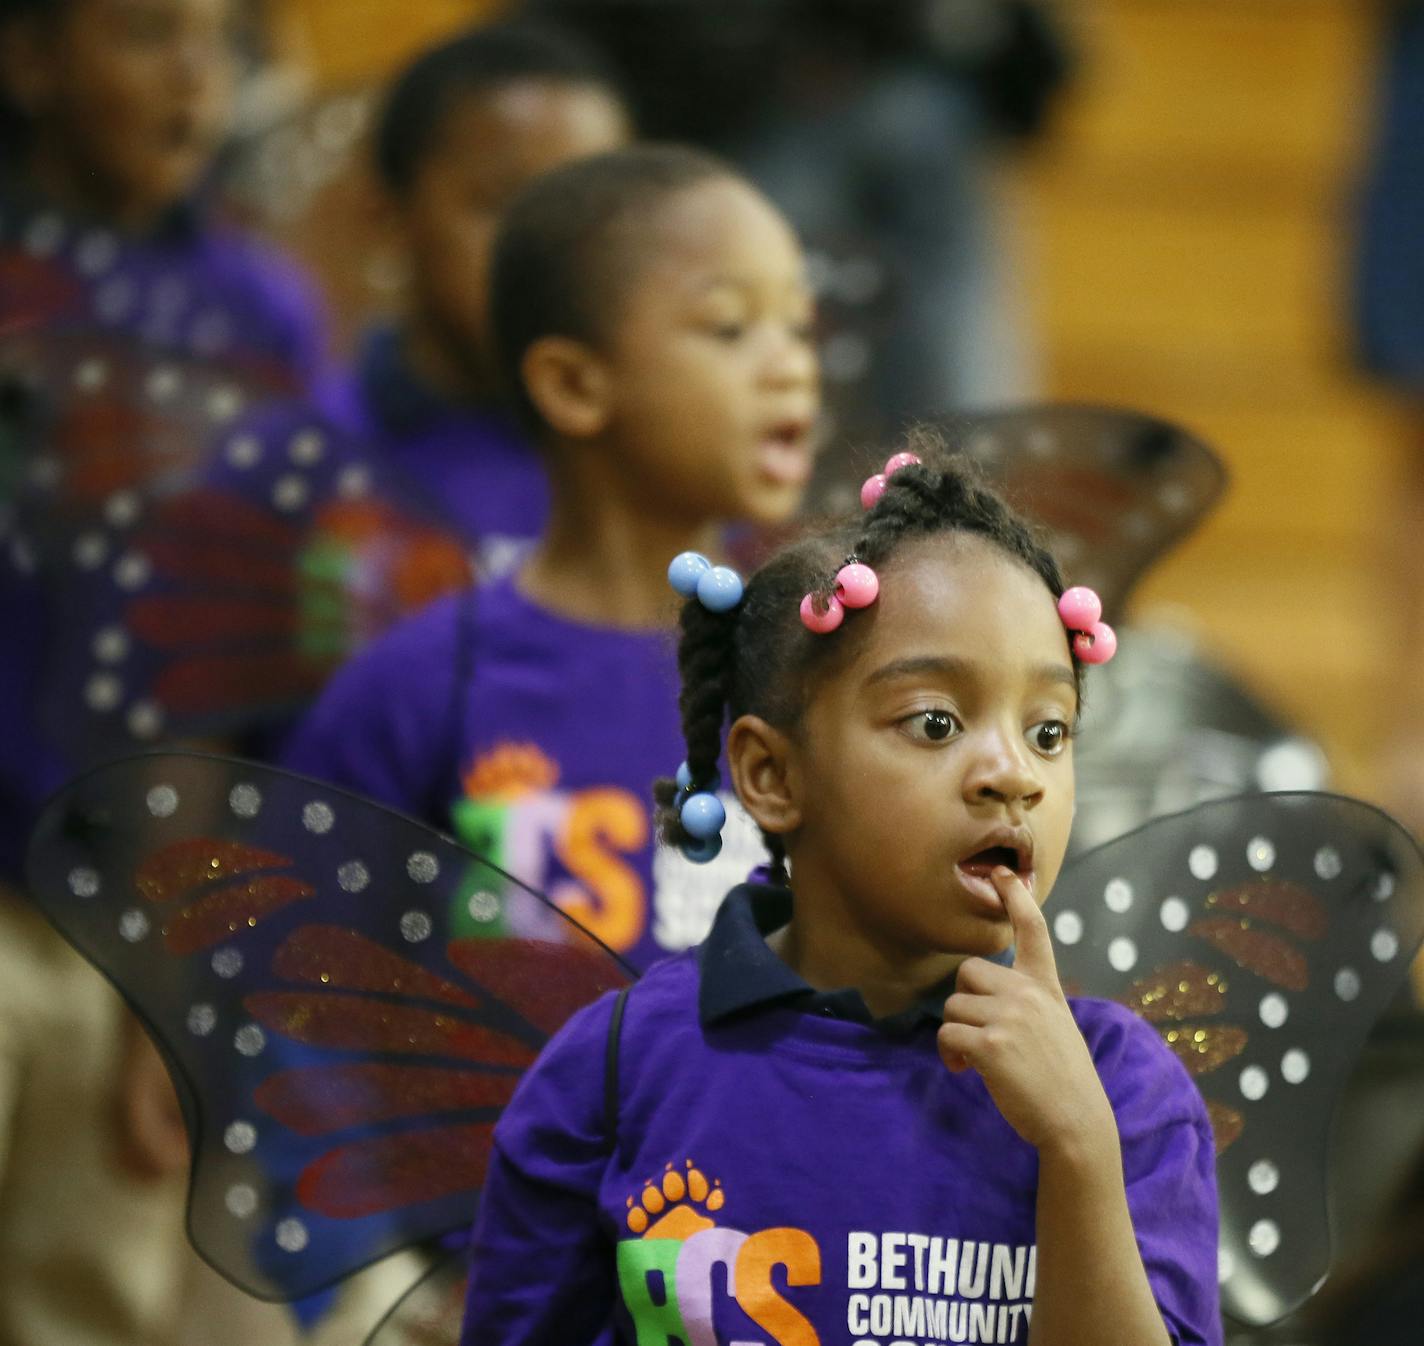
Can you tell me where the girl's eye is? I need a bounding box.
[1028,720,1070,757]
[708,322,747,341]
[903,709,960,743]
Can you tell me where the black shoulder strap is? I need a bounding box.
[604,985,631,1152]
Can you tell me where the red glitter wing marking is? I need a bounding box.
[1159,1023,1249,1076]
[163,874,315,955]
[295,1122,494,1218]
[150,488,301,551]
[127,596,301,647]
[445,938,631,1035]
[140,534,297,594]
[1189,918,1308,992]
[1204,880,1327,941]
[1205,1100,1244,1154]
[154,651,331,715]
[272,926,479,1009]
[254,1063,517,1135]
[135,837,294,904]
[243,993,537,1067]
[1123,960,1230,1022]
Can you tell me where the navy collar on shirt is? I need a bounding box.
[697,883,965,1037]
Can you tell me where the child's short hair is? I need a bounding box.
[488,142,739,430]
[655,434,1079,878]
[373,21,626,195]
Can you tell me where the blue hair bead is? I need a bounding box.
[675,761,720,793]
[668,551,712,597]
[679,791,726,840]
[696,565,743,613]
[680,833,723,864]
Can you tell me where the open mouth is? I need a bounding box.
[756,420,813,487]
[955,835,1035,911]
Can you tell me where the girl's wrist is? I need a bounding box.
[1035,1097,1119,1170]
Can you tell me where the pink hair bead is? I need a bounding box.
[1073,621,1117,665]
[800,592,845,633]
[860,473,888,509]
[834,562,879,609]
[1057,586,1102,631]
[884,451,921,475]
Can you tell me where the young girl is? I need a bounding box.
[460,445,1221,1345]
[282,144,821,975]
[0,0,327,385]
[320,21,632,571]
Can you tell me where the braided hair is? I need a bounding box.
[654,428,1080,884]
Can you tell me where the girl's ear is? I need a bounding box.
[728,714,802,837]
[520,336,613,439]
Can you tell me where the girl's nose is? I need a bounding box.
[962,730,1043,808]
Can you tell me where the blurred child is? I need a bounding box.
[0,0,327,384]
[461,442,1220,1345]
[322,22,632,571]
[284,145,821,973]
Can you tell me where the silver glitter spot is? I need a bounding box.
[1108,937,1138,972]
[400,911,433,943]
[84,673,122,713]
[1053,910,1083,945]
[1334,967,1361,1002]
[1282,1048,1310,1084]
[24,212,64,255]
[212,947,243,979]
[114,552,152,591]
[234,1024,266,1057]
[337,464,371,498]
[73,533,109,570]
[1188,844,1218,881]
[1248,1160,1280,1195]
[74,358,108,391]
[187,1003,217,1036]
[76,231,118,275]
[225,1184,258,1219]
[28,456,60,489]
[224,1121,258,1154]
[1247,836,1276,873]
[821,333,871,383]
[206,385,242,422]
[93,626,130,663]
[126,700,163,740]
[1217,1247,1236,1285]
[119,908,150,942]
[1159,897,1189,932]
[337,860,369,893]
[104,491,141,528]
[275,1218,309,1253]
[225,434,263,469]
[288,429,326,465]
[1371,928,1399,962]
[272,474,309,512]
[1240,1065,1269,1101]
[302,801,335,834]
[9,538,36,574]
[1158,482,1191,514]
[1026,427,1055,459]
[406,851,439,884]
[467,890,501,924]
[1248,1219,1280,1258]
[229,783,262,819]
[1259,993,1289,1029]
[145,365,181,403]
[1104,878,1133,913]
[1313,846,1342,881]
[145,784,179,817]
[68,867,101,898]
[1374,871,1396,902]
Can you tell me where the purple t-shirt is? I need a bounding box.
[461,887,1223,1346]
[280,576,769,971]
[318,327,547,574]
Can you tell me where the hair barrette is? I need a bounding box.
[800,556,880,634]
[1058,586,1117,664]
[668,551,743,612]
[859,450,922,510]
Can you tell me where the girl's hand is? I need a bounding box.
[938,866,1115,1154]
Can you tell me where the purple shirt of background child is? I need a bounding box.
[460,884,1223,1346]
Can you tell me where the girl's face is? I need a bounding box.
[783,535,1078,963]
[16,0,236,226]
[594,177,821,527]
[396,80,630,387]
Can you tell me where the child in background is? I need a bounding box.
[460,445,1221,1345]
[322,21,632,572]
[0,0,327,384]
[284,145,820,973]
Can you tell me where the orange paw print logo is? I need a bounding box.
[625,1161,724,1239]
[461,742,560,800]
